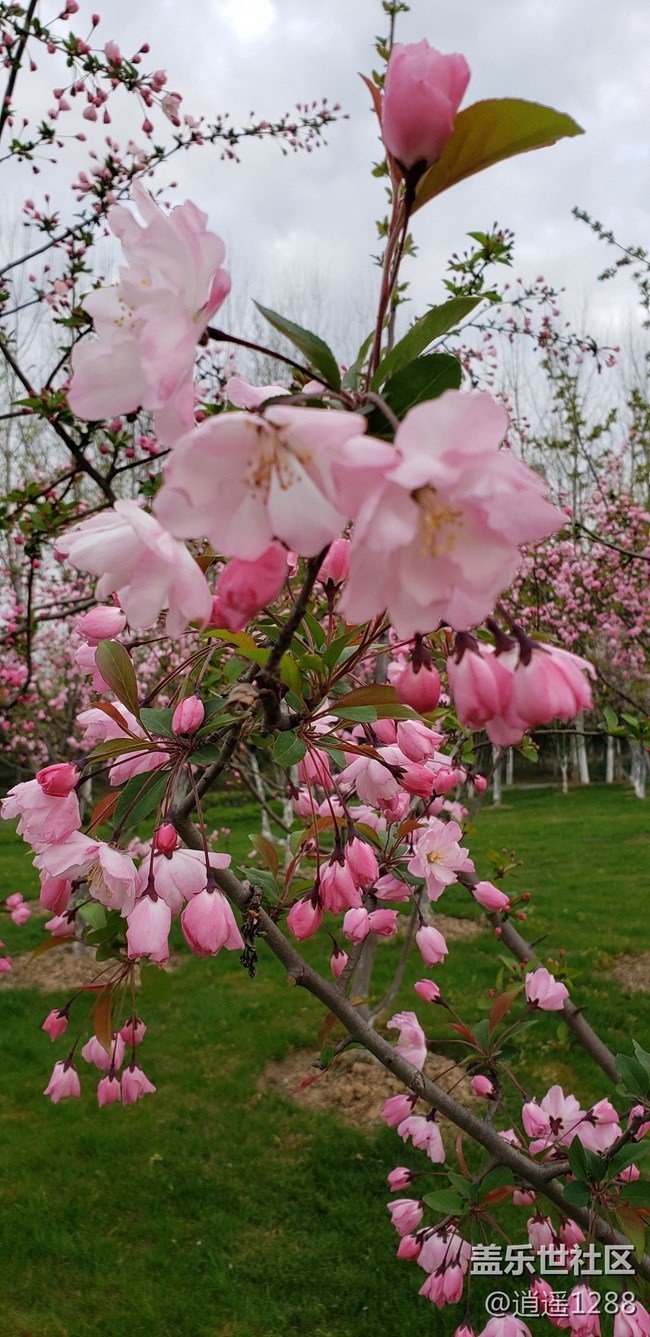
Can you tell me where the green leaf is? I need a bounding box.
[603,707,619,731]
[331,705,378,723]
[113,770,168,831]
[422,1190,464,1215]
[562,1180,591,1208]
[140,707,175,739]
[77,903,107,931]
[382,352,462,421]
[619,1181,650,1210]
[87,738,155,763]
[250,834,279,877]
[342,330,375,390]
[191,744,224,765]
[372,297,481,388]
[616,1206,647,1262]
[480,1167,515,1195]
[633,1040,650,1075]
[609,1143,650,1175]
[279,654,303,698]
[253,301,341,390]
[568,1138,589,1181]
[616,1054,650,1099]
[272,733,307,768]
[95,640,140,717]
[414,99,584,212]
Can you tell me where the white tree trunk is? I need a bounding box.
[492,746,503,806]
[606,735,615,784]
[629,741,647,799]
[559,746,570,796]
[505,749,514,787]
[574,715,590,785]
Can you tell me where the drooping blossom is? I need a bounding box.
[341,392,564,636]
[81,1034,126,1072]
[126,892,172,962]
[397,1114,445,1162]
[415,924,448,967]
[287,895,322,941]
[567,1285,602,1336]
[97,1073,122,1106]
[56,499,212,636]
[387,1010,427,1069]
[387,1198,425,1236]
[181,882,244,956]
[382,1092,416,1128]
[44,1060,81,1103]
[36,833,138,917]
[154,405,393,561]
[68,182,230,444]
[381,40,470,171]
[121,1062,156,1105]
[614,1300,650,1337]
[471,1075,494,1098]
[524,967,569,1011]
[1,777,80,850]
[42,1009,69,1041]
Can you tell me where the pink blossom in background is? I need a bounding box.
[154,405,392,561]
[68,182,230,444]
[341,391,564,636]
[56,499,212,636]
[381,40,470,171]
[524,967,569,1011]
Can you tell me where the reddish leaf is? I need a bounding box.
[92,992,113,1055]
[29,936,74,962]
[489,989,519,1034]
[88,700,137,735]
[88,791,120,832]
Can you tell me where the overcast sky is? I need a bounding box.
[10,1,650,357]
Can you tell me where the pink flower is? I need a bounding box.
[471,1075,494,1098]
[318,538,350,586]
[381,40,470,171]
[37,833,138,916]
[225,376,287,409]
[81,1034,126,1072]
[397,1234,422,1260]
[181,883,244,957]
[478,1319,533,1337]
[126,893,172,962]
[387,1010,427,1069]
[387,1197,424,1235]
[42,1009,68,1041]
[44,1060,81,1103]
[523,1085,586,1153]
[73,641,110,691]
[414,979,442,1004]
[397,1114,445,1162]
[525,967,569,1011]
[340,749,402,811]
[345,836,379,888]
[343,907,370,943]
[408,819,469,901]
[503,642,595,738]
[382,1092,416,1127]
[76,604,127,643]
[341,392,563,636]
[287,895,322,941]
[418,1228,471,1274]
[330,947,348,979]
[2,778,80,850]
[154,404,392,561]
[614,1300,650,1337]
[396,719,441,762]
[56,499,212,636]
[9,899,30,926]
[121,1062,156,1105]
[68,182,230,445]
[172,694,205,736]
[394,660,441,712]
[97,1073,122,1106]
[387,1166,414,1190]
[415,924,448,967]
[579,1099,621,1153]
[568,1285,601,1335]
[120,1016,147,1046]
[447,638,515,730]
[155,821,178,855]
[367,909,398,936]
[208,544,289,632]
[36,763,79,797]
[527,1213,554,1252]
[319,857,362,913]
[140,848,231,915]
[472,880,510,912]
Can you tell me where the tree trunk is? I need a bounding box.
[574,715,590,785]
[606,735,615,784]
[559,745,570,796]
[505,749,514,787]
[491,746,503,806]
[629,741,647,799]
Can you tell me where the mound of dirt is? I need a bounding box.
[259,1045,474,1129]
[613,954,650,992]
[0,945,183,993]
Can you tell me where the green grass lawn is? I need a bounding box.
[0,786,649,1336]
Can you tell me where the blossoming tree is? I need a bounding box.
[2,4,650,1334]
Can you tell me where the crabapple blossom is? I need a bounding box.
[56,500,212,636]
[120,1017,147,1046]
[524,967,569,1011]
[387,1198,425,1235]
[37,834,139,916]
[522,1085,586,1153]
[471,1075,495,1098]
[568,1286,602,1335]
[154,404,393,561]
[329,946,348,979]
[381,41,470,171]
[387,1011,428,1069]
[68,183,230,444]
[397,1114,445,1162]
[407,819,471,901]
[180,883,244,956]
[415,924,449,966]
[44,1061,81,1104]
[317,537,350,587]
[172,694,205,736]
[36,763,79,797]
[42,1009,68,1041]
[382,1092,416,1127]
[208,544,289,632]
[579,1098,622,1153]
[76,605,127,643]
[97,1073,122,1107]
[121,1062,157,1105]
[81,1034,126,1072]
[471,880,510,912]
[387,1166,415,1190]
[341,392,564,635]
[414,979,443,1003]
[394,660,441,713]
[614,1301,650,1337]
[478,1319,533,1337]
[287,895,323,940]
[126,892,172,962]
[1,777,81,850]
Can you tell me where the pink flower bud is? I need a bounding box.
[44,1060,80,1103]
[121,1061,156,1105]
[126,895,172,962]
[415,924,448,967]
[472,774,487,793]
[343,907,370,943]
[208,543,288,632]
[317,538,350,586]
[330,947,348,979]
[387,1197,424,1236]
[387,1166,414,1191]
[10,901,30,926]
[172,695,204,736]
[472,880,510,912]
[382,40,470,172]
[120,1016,147,1046]
[286,895,322,941]
[414,978,442,1003]
[42,1009,68,1041]
[394,661,441,713]
[181,885,244,957]
[36,762,78,797]
[345,837,379,888]
[40,877,71,915]
[367,908,399,937]
[470,1074,494,1098]
[155,821,178,855]
[382,1093,416,1128]
[397,1234,422,1260]
[97,1073,122,1106]
[76,605,126,643]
